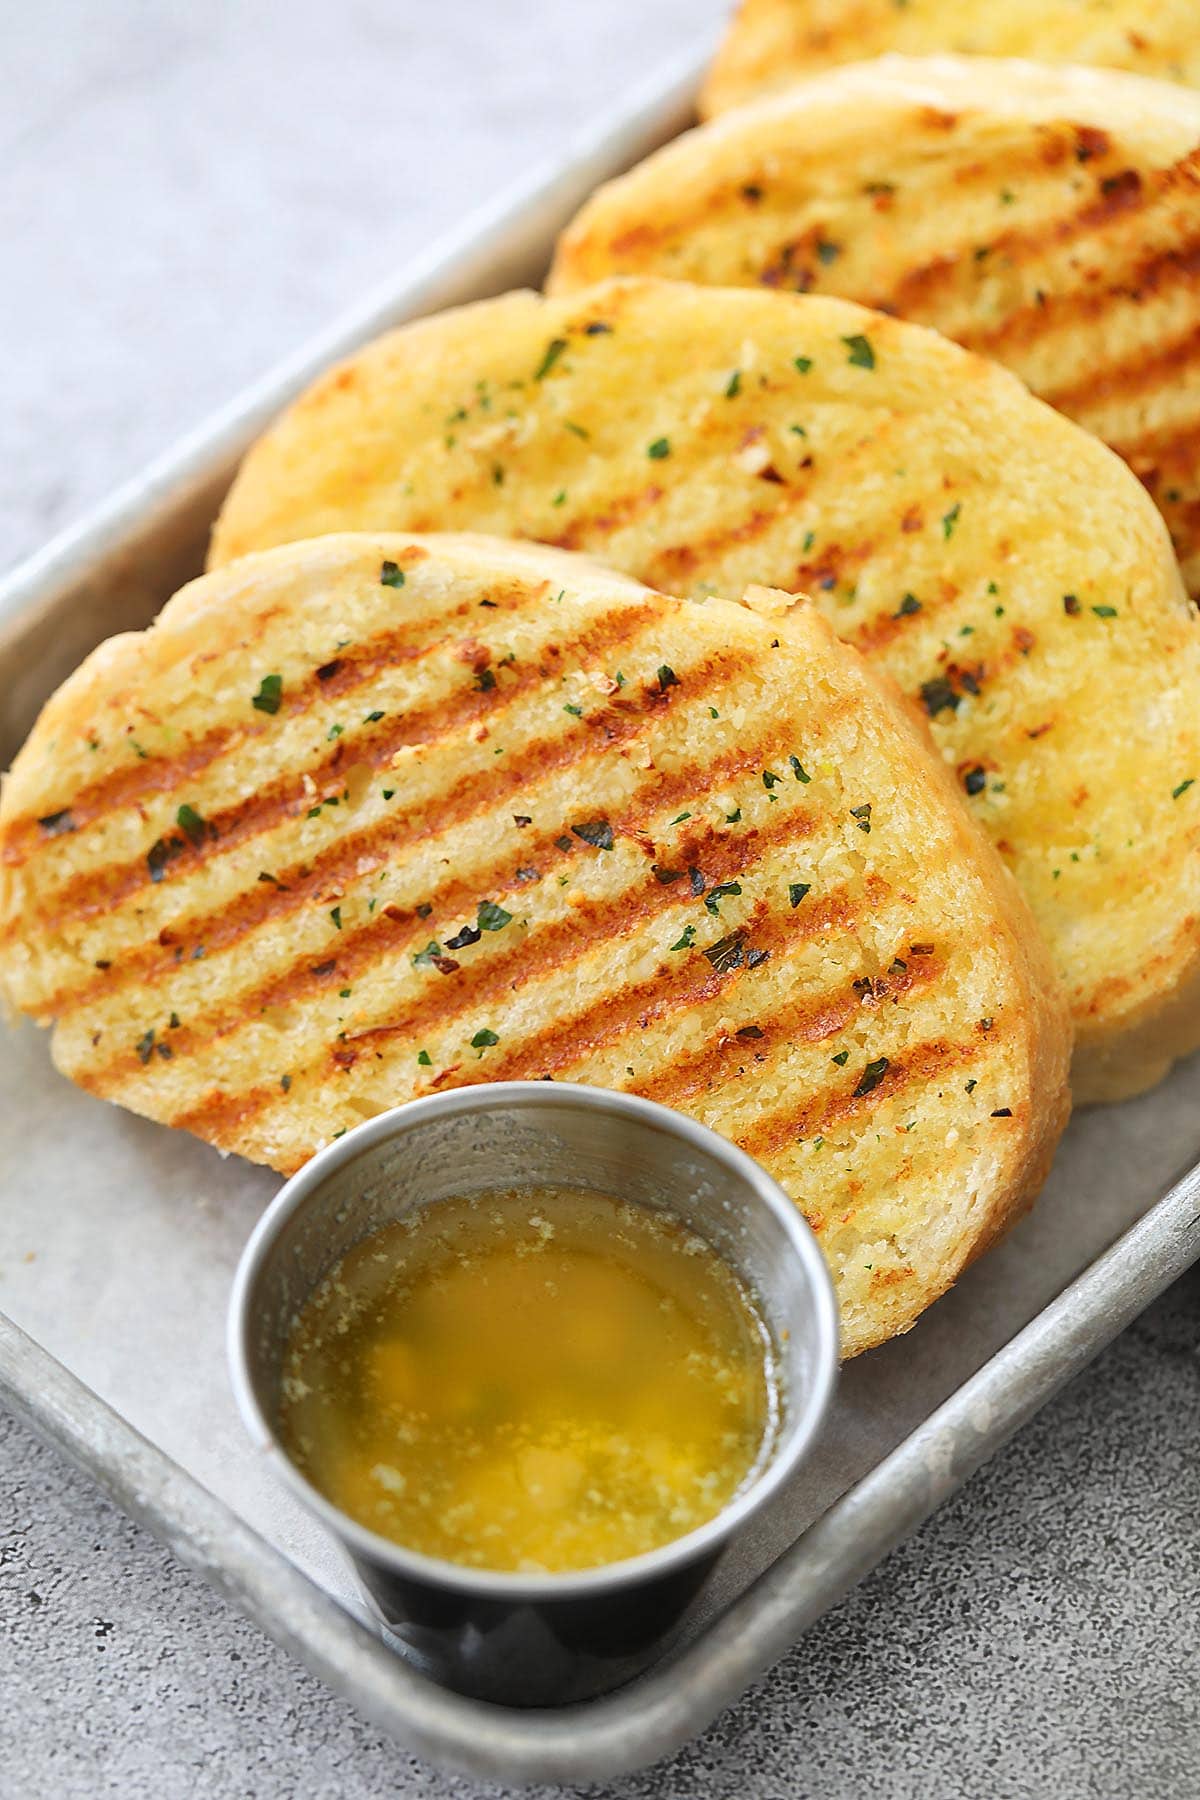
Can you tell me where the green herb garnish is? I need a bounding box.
[854,1056,890,1097]
[252,674,283,714]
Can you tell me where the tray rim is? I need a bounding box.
[5,1162,1197,1784]
[3,39,1200,1786]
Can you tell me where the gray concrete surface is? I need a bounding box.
[2,3,1199,1795]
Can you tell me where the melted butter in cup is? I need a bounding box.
[229,1083,838,1706]
[277,1185,782,1576]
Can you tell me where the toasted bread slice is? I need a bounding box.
[551,56,1200,596]
[209,280,1200,1099]
[701,0,1200,117]
[0,533,1069,1356]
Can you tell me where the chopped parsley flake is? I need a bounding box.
[380,561,406,588]
[648,437,671,460]
[1173,778,1195,799]
[789,882,811,907]
[894,593,921,618]
[832,1050,849,1066]
[475,668,496,692]
[327,723,343,740]
[1092,604,1118,619]
[854,1056,890,1097]
[571,819,614,851]
[789,754,810,784]
[563,702,583,717]
[794,355,812,374]
[669,811,692,826]
[850,803,872,833]
[705,880,742,917]
[669,925,697,952]
[176,804,208,844]
[842,334,875,370]
[471,1028,499,1050]
[534,336,568,381]
[477,899,513,931]
[413,941,441,967]
[417,1050,432,1067]
[445,922,482,950]
[725,807,742,823]
[252,674,283,714]
[963,766,987,796]
[329,906,342,930]
[704,932,746,974]
[1063,594,1081,616]
[942,502,961,539]
[135,1029,156,1066]
[725,369,742,398]
[816,238,840,264]
[762,770,782,790]
[920,676,960,717]
[657,664,679,690]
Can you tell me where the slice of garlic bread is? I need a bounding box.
[0,533,1070,1356]
[551,56,1200,595]
[701,0,1200,118]
[209,280,1200,1100]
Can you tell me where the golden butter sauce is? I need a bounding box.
[277,1185,778,1574]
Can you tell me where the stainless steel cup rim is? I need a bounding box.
[227,1082,839,1602]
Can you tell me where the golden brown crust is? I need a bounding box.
[551,55,1200,597]
[0,534,1070,1357]
[701,0,1200,118]
[208,278,1200,1099]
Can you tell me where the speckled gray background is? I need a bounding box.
[2,4,1199,1796]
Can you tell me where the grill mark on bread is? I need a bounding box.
[33,641,764,1018]
[0,582,490,863]
[959,220,1200,368]
[162,846,858,1141]
[1041,311,1200,418]
[7,600,667,938]
[544,484,666,550]
[637,937,941,1111]
[75,748,823,1085]
[737,1032,986,1162]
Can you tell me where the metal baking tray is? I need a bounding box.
[2,45,1200,1785]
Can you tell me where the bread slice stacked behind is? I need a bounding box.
[208,278,1200,1100]
[551,56,1200,596]
[702,0,1200,117]
[0,533,1070,1356]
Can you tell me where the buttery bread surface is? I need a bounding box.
[702,0,1200,117]
[209,280,1200,1099]
[551,55,1200,596]
[0,533,1070,1356]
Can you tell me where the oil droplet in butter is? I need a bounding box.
[277,1186,778,1574]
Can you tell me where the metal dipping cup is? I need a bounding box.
[228,1083,838,1708]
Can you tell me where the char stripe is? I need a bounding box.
[883,151,1167,323]
[12,599,666,942]
[41,635,759,1024]
[1043,313,1200,417]
[636,940,931,1111]
[89,742,822,1093]
[0,598,482,865]
[961,220,1200,364]
[736,1032,985,1163]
